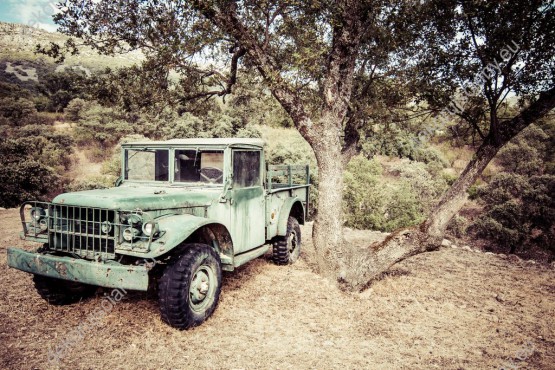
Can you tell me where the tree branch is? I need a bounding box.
[193,0,318,144]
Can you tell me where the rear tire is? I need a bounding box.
[158,243,222,329]
[272,216,301,265]
[33,275,96,305]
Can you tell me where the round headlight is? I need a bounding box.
[142,222,159,237]
[100,221,112,234]
[30,207,45,221]
[39,218,48,231]
[123,227,140,242]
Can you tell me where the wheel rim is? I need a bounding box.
[288,231,300,261]
[189,264,216,312]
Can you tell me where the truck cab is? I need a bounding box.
[7,138,310,329]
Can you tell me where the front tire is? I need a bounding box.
[158,243,222,329]
[272,216,301,265]
[33,275,96,305]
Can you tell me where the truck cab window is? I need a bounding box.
[125,149,169,181]
[233,151,261,188]
[175,149,224,184]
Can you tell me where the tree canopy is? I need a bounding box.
[49,0,555,283]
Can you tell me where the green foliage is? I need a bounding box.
[343,156,384,229]
[470,123,554,254]
[64,98,89,121]
[0,97,37,126]
[497,125,549,176]
[0,161,60,208]
[467,184,479,200]
[74,101,132,147]
[472,173,555,253]
[0,136,66,207]
[391,161,449,213]
[0,81,33,100]
[38,69,89,112]
[343,157,448,231]
[362,126,449,168]
[0,103,75,207]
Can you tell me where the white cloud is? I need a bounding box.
[34,21,58,32]
[10,0,59,31]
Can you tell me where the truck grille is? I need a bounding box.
[49,205,117,259]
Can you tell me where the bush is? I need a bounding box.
[0,97,37,126]
[361,127,449,167]
[389,160,448,213]
[64,98,90,121]
[343,157,447,231]
[0,123,74,208]
[343,156,384,229]
[0,160,60,207]
[497,124,549,176]
[471,173,555,254]
[74,102,132,147]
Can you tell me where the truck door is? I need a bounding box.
[230,149,266,253]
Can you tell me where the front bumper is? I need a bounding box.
[7,248,150,291]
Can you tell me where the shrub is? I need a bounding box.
[471,173,555,254]
[0,160,60,208]
[0,97,37,126]
[64,98,90,121]
[265,135,318,218]
[343,156,384,229]
[343,157,448,232]
[497,124,549,176]
[0,123,74,208]
[74,102,132,147]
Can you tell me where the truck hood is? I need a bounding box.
[52,185,221,210]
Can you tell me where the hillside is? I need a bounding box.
[0,22,142,88]
[1,208,554,369]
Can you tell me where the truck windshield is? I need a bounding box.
[175,149,224,184]
[125,148,169,181]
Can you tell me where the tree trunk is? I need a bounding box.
[311,125,346,275]
[422,143,499,238]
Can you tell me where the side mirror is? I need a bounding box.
[219,177,233,203]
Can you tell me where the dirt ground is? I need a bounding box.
[1,208,554,370]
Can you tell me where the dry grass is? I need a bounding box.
[1,208,554,369]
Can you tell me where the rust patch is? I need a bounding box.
[55,262,68,277]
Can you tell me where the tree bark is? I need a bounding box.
[422,143,499,238]
[311,122,346,275]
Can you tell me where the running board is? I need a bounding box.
[232,244,270,268]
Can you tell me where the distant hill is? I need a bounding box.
[0,21,143,89]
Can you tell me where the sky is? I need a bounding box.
[0,0,59,32]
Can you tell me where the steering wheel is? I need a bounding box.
[200,167,223,183]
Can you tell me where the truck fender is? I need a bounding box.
[148,214,233,261]
[277,197,305,236]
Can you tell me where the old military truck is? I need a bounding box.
[7,138,309,329]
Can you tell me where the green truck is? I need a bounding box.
[7,138,310,329]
